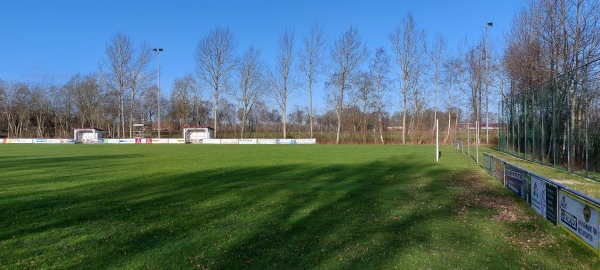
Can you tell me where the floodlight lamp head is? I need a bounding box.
[487,22,493,27]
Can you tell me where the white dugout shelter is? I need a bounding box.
[183,126,215,143]
[74,128,103,143]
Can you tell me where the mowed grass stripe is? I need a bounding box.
[0,144,597,269]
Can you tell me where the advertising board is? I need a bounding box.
[530,173,558,225]
[559,190,599,252]
[491,157,505,184]
[168,139,185,144]
[504,163,526,200]
[276,139,296,144]
[220,139,239,144]
[483,153,492,173]
[296,138,317,144]
[239,139,257,144]
[258,139,276,144]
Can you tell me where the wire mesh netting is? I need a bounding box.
[499,59,600,180]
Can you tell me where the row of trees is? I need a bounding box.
[1,11,522,143]
[501,0,600,169]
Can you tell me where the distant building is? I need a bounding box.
[74,128,103,143]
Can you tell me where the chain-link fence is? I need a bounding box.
[499,59,600,180]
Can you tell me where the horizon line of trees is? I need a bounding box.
[1,0,597,144]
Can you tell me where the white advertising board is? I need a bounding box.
[239,139,257,144]
[34,139,46,144]
[203,139,221,144]
[152,139,170,144]
[296,138,317,144]
[105,139,120,144]
[559,190,599,251]
[277,139,296,144]
[19,139,34,144]
[119,139,136,144]
[258,139,276,144]
[530,174,547,218]
[168,139,186,144]
[220,139,238,144]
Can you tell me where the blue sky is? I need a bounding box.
[0,0,525,112]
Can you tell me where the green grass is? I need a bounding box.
[0,144,597,269]
[478,146,600,199]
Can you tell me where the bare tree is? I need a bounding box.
[237,46,265,138]
[170,75,196,129]
[353,71,375,144]
[390,12,426,144]
[271,29,296,139]
[196,26,237,137]
[328,26,368,144]
[127,43,153,138]
[299,23,325,138]
[0,80,12,137]
[442,57,462,142]
[371,47,391,144]
[429,35,446,134]
[65,74,104,129]
[100,32,134,138]
[467,43,485,125]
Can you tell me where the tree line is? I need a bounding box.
[1,1,597,144]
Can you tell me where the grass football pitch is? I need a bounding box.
[0,144,598,269]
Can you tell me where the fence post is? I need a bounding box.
[468,122,470,157]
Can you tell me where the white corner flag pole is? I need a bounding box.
[436,119,439,162]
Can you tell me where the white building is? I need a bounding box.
[74,128,103,143]
[183,126,215,143]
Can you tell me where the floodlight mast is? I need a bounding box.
[153,48,163,139]
[484,22,492,144]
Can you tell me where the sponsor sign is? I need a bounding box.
[559,190,599,251]
[491,157,505,184]
[19,139,34,143]
[203,139,221,144]
[276,139,296,144]
[105,139,120,144]
[168,139,185,144]
[530,174,547,218]
[296,138,317,144]
[34,139,46,144]
[152,139,169,144]
[258,139,276,144]
[119,139,136,144]
[2,138,7,144]
[546,183,559,225]
[239,139,257,144]
[220,139,239,144]
[483,153,492,173]
[504,164,526,200]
